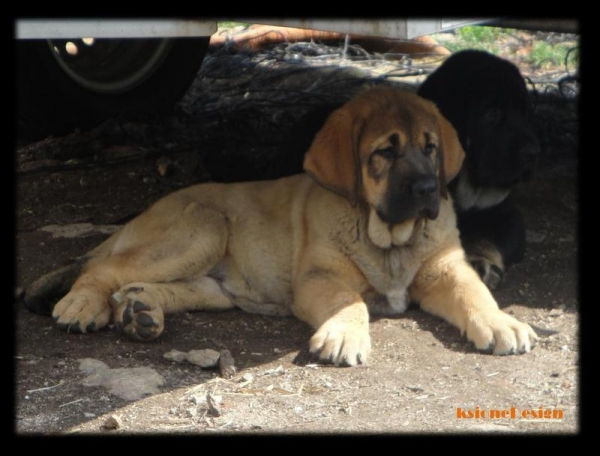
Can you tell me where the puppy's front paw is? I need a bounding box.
[52,290,112,333]
[310,317,371,367]
[465,310,538,355]
[111,286,165,341]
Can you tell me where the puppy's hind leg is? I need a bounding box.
[52,203,229,335]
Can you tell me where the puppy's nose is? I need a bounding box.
[412,177,437,198]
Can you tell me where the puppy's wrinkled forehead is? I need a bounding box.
[350,89,440,153]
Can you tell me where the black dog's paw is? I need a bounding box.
[462,239,506,291]
[111,287,165,341]
[469,256,505,290]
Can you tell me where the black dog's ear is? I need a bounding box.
[303,107,364,206]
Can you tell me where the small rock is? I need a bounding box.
[549,309,564,317]
[156,157,172,177]
[78,358,166,401]
[206,393,222,417]
[83,412,96,418]
[219,349,236,379]
[557,234,575,243]
[102,415,123,430]
[15,287,24,300]
[163,349,188,363]
[264,365,285,376]
[526,230,546,243]
[164,348,234,376]
[78,358,110,375]
[63,158,83,165]
[19,158,63,172]
[406,386,424,393]
[186,349,221,368]
[190,394,206,405]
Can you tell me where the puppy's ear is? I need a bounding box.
[438,113,465,191]
[303,107,363,206]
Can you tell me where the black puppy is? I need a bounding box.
[279,50,540,290]
[418,50,540,289]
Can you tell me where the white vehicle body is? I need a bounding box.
[15,18,485,40]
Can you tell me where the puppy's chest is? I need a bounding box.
[348,239,425,314]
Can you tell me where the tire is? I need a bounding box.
[17,37,210,142]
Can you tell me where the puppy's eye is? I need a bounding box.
[424,143,436,156]
[375,147,396,160]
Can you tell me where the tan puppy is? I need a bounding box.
[28,87,537,366]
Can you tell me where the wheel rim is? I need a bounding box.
[48,38,173,94]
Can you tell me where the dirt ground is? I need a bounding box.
[13,29,579,435]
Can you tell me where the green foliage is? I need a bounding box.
[444,25,506,54]
[441,26,579,72]
[218,21,249,30]
[457,25,505,44]
[528,41,579,70]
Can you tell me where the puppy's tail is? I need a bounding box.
[22,259,86,315]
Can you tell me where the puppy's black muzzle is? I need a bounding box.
[377,173,440,225]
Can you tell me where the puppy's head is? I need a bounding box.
[418,50,540,189]
[304,87,464,238]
